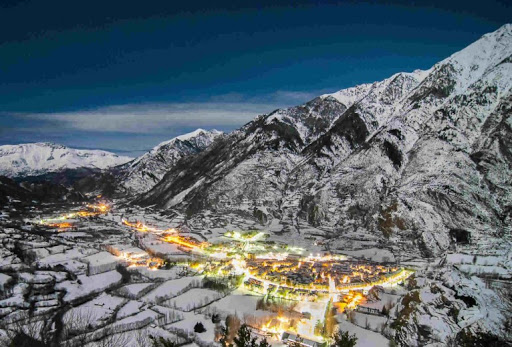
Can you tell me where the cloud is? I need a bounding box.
[10,88,331,134]
[272,90,322,102]
[1,89,332,155]
[209,89,328,104]
[15,102,282,134]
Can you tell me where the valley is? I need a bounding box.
[2,188,508,346]
[0,197,416,346]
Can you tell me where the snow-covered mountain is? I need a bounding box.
[137,24,512,256]
[134,25,512,344]
[117,129,222,194]
[0,142,132,178]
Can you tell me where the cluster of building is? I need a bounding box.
[122,219,178,234]
[35,202,111,232]
[161,235,207,251]
[244,258,400,293]
[106,244,163,270]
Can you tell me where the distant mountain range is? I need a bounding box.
[0,142,132,178]
[0,130,223,196]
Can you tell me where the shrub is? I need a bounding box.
[194,322,207,333]
[331,331,357,347]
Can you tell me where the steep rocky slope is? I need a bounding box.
[138,24,512,258]
[117,129,222,194]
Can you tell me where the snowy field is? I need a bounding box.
[56,270,123,302]
[166,288,224,311]
[336,318,389,346]
[141,276,202,303]
[3,200,496,347]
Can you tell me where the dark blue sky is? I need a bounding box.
[0,0,509,156]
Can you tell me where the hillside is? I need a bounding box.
[137,24,512,258]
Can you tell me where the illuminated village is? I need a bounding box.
[25,199,414,346]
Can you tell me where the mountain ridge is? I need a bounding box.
[0,142,132,178]
[117,128,223,194]
[136,24,512,259]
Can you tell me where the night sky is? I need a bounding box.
[0,0,509,157]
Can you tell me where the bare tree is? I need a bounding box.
[445,335,458,347]
[225,314,241,344]
[95,325,131,347]
[135,328,151,347]
[346,310,357,325]
[61,308,96,347]
[0,317,51,347]
[364,317,371,330]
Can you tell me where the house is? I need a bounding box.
[282,332,323,347]
[82,251,119,275]
[356,306,382,316]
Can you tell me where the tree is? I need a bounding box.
[454,328,508,347]
[96,325,130,347]
[194,322,207,333]
[314,320,324,336]
[0,319,50,347]
[150,335,178,347]
[331,331,358,347]
[233,324,257,347]
[4,332,48,347]
[212,313,221,324]
[219,323,272,347]
[61,308,95,346]
[135,329,151,347]
[219,325,232,347]
[259,338,271,347]
[323,299,336,338]
[289,319,297,331]
[225,315,241,344]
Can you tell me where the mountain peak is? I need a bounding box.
[150,129,223,152]
[119,129,223,194]
[486,22,512,38]
[177,128,223,141]
[175,128,207,141]
[435,23,512,94]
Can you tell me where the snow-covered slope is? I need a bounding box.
[0,143,132,178]
[118,129,222,194]
[137,24,512,255]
